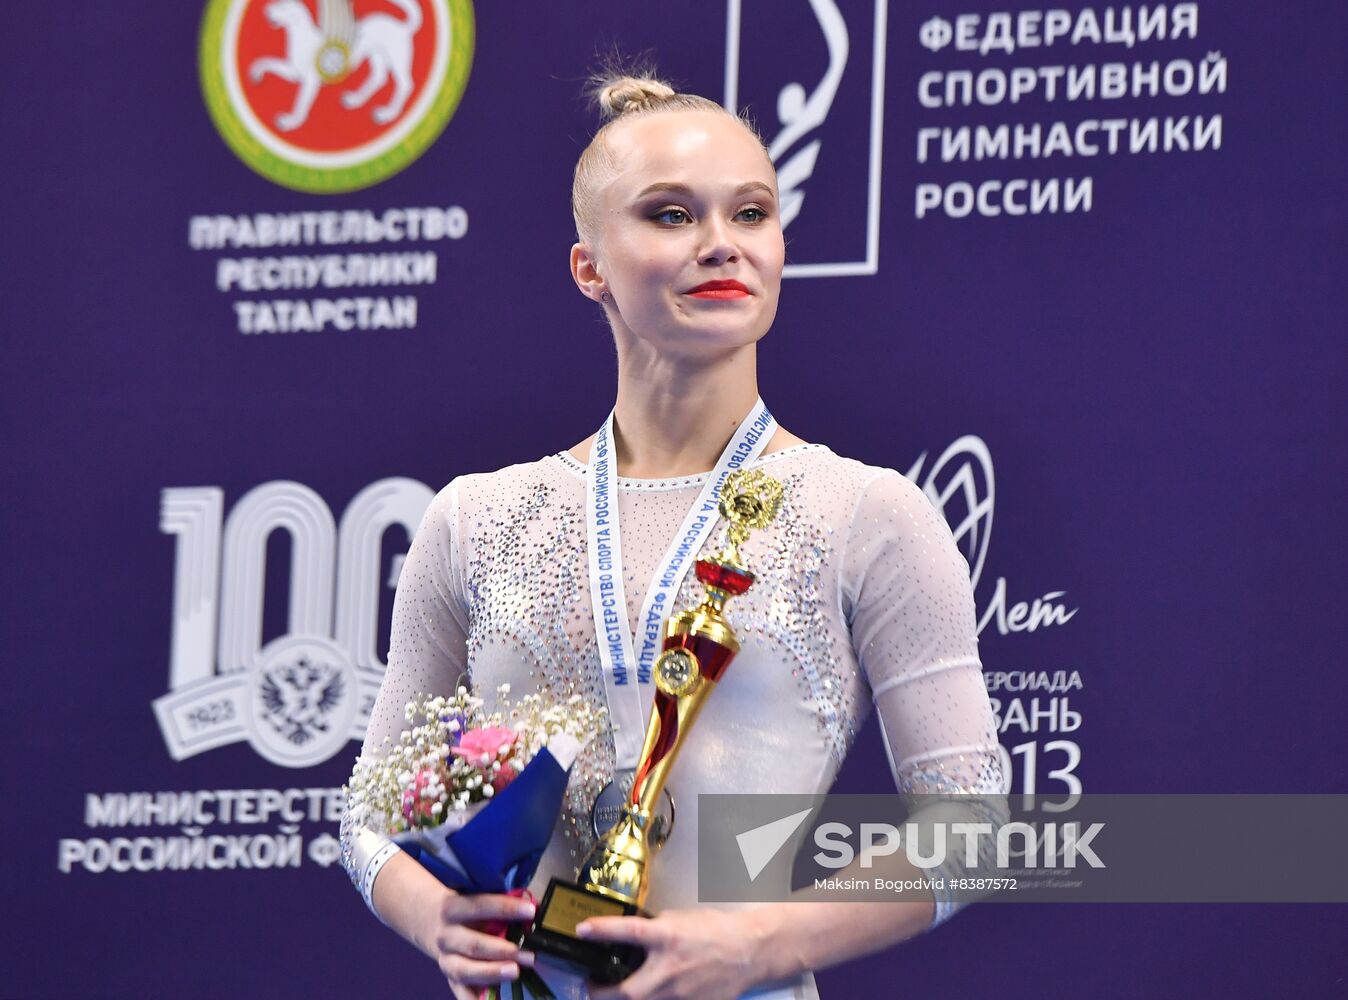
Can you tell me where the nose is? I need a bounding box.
[697,218,740,267]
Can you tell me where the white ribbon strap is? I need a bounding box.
[586,399,776,768]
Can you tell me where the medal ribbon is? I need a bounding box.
[586,398,776,768]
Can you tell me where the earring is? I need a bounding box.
[601,291,611,303]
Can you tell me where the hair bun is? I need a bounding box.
[597,75,677,119]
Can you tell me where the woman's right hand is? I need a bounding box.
[433,890,538,1000]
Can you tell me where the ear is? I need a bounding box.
[570,242,607,304]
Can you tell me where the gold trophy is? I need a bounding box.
[523,469,785,984]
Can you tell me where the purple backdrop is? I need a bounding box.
[4,1,1346,997]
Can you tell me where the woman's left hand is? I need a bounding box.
[577,907,771,1000]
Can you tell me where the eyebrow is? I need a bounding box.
[634,181,776,199]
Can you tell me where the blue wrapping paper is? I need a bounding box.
[392,740,572,894]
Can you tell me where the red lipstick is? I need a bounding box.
[686,279,750,300]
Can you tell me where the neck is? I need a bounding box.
[611,344,761,478]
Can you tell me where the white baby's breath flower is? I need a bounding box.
[351,686,608,836]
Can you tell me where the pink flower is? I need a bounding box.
[401,769,439,824]
[451,725,516,768]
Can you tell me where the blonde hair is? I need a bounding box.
[571,70,769,245]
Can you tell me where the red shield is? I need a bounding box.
[235,0,437,153]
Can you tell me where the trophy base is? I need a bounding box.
[521,877,646,985]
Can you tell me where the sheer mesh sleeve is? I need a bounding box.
[339,479,471,920]
[842,468,1006,927]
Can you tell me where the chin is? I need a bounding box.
[668,322,769,357]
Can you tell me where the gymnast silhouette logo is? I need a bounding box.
[199,0,475,193]
[725,0,888,276]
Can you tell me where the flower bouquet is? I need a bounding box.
[345,684,606,999]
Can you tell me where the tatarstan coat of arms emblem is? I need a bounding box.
[199,0,474,192]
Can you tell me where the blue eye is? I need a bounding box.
[737,206,767,223]
[653,208,691,225]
